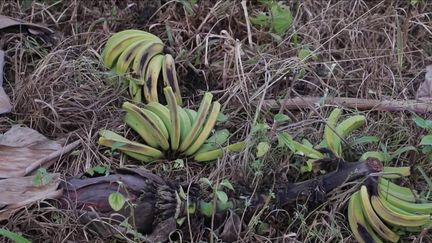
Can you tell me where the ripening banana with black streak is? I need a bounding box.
[98,87,245,163]
[101,29,182,105]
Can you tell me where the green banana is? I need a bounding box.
[184,101,221,156]
[348,191,383,243]
[144,102,172,138]
[115,40,149,75]
[128,81,142,102]
[162,54,182,105]
[179,92,213,152]
[185,108,198,123]
[102,30,162,68]
[164,87,181,150]
[194,141,246,162]
[123,102,169,150]
[143,54,164,103]
[323,108,342,156]
[378,187,432,214]
[379,178,418,202]
[382,166,411,179]
[359,186,399,242]
[370,195,430,227]
[124,113,159,148]
[98,130,163,158]
[360,151,386,162]
[123,151,154,163]
[178,106,192,143]
[131,42,165,84]
[335,115,366,140]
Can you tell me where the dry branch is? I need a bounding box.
[261,96,432,114]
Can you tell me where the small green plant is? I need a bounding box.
[85,165,108,176]
[33,168,52,187]
[413,114,432,159]
[249,1,293,36]
[0,228,30,243]
[198,178,234,217]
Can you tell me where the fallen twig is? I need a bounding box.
[261,96,432,114]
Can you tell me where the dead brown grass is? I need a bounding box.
[1,0,432,242]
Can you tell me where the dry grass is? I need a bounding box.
[1,0,432,242]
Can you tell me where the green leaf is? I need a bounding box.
[249,13,270,28]
[349,136,380,147]
[174,159,185,169]
[108,192,125,211]
[86,165,108,176]
[301,139,314,148]
[216,190,228,204]
[422,145,432,154]
[0,228,30,243]
[390,146,417,160]
[251,123,270,135]
[270,2,293,35]
[413,115,432,130]
[256,141,270,157]
[199,177,213,187]
[216,112,228,122]
[206,129,230,145]
[298,47,312,61]
[420,135,432,146]
[199,201,214,218]
[277,132,295,150]
[33,168,52,187]
[274,113,290,123]
[360,151,387,162]
[220,179,234,191]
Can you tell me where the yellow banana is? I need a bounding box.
[348,191,383,243]
[123,151,154,163]
[179,92,213,152]
[162,54,182,105]
[123,102,169,150]
[359,185,399,242]
[184,102,221,156]
[102,30,162,68]
[143,54,164,103]
[335,115,366,139]
[370,195,430,227]
[98,130,163,158]
[178,106,192,143]
[323,108,342,156]
[194,141,246,162]
[144,102,172,138]
[131,42,165,84]
[124,113,159,148]
[164,87,181,150]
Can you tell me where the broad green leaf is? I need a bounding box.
[256,142,270,157]
[420,135,432,146]
[270,3,293,35]
[220,179,234,191]
[301,139,314,148]
[274,113,290,123]
[390,146,417,160]
[413,115,432,130]
[422,145,432,154]
[249,13,270,28]
[251,123,270,134]
[199,177,213,187]
[33,168,52,187]
[206,129,230,145]
[298,47,313,61]
[0,228,30,243]
[216,190,228,204]
[108,192,125,211]
[293,141,324,159]
[277,132,295,150]
[199,201,213,217]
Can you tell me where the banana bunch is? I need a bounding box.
[101,29,182,104]
[98,87,245,162]
[348,177,432,243]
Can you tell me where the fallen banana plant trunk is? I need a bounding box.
[58,158,384,242]
[260,96,432,114]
